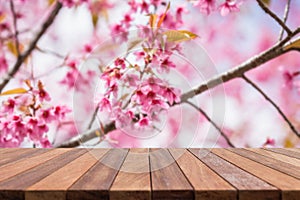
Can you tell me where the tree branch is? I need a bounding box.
[9,0,20,56]
[242,74,300,138]
[0,2,62,93]
[181,31,300,102]
[184,100,235,147]
[257,0,292,35]
[278,0,291,41]
[57,30,300,148]
[57,120,116,148]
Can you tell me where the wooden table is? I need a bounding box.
[0,148,299,200]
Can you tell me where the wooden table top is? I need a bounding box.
[0,148,299,200]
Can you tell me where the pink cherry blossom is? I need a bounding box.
[124,74,139,87]
[38,108,57,123]
[138,116,150,127]
[162,87,181,105]
[140,1,149,13]
[159,57,176,73]
[219,0,241,16]
[176,6,188,24]
[34,88,51,102]
[263,137,275,147]
[193,0,216,15]
[59,0,90,8]
[99,97,112,112]
[39,138,52,148]
[2,98,16,114]
[121,14,133,28]
[83,44,93,53]
[128,0,139,12]
[111,24,128,42]
[0,55,8,73]
[283,71,294,89]
[53,106,71,120]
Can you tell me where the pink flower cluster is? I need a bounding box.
[60,59,96,91]
[111,0,186,41]
[0,81,70,147]
[193,0,241,16]
[0,55,8,74]
[59,0,90,8]
[282,70,300,90]
[98,42,181,130]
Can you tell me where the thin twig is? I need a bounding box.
[87,106,99,130]
[9,0,20,56]
[279,0,292,41]
[36,46,66,59]
[257,0,292,35]
[185,100,235,147]
[0,2,62,93]
[242,74,300,138]
[0,28,30,42]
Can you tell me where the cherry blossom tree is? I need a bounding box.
[0,0,300,148]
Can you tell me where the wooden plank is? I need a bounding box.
[266,148,300,159]
[0,148,20,153]
[110,149,151,200]
[229,148,300,179]
[213,149,300,200]
[248,148,300,167]
[189,149,279,200]
[0,149,47,166]
[289,148,300,153]
[150,148,193,200]
[25,149,109,200]
[0,149,70,182]
[169,149,236,200]
[0,149,87,200]
[67,148,128,200]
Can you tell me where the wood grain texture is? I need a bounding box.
[0,148,47,166]
[248,148,300,167]
[110,148,151,200]
[150,148,193,200]
[266,148,300,159]
[169,149,236,200]
[26,149,109,200]
[0,148,20,153]
[229,148,300,179]
[0,149,70,182]
[0,148,299,200]
[289,148,300,153]
[0,149,86,200]
[67,148,128,200]
[213,149,300,200]
[189,149,279,200]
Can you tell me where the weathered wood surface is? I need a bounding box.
[0,148,299,200]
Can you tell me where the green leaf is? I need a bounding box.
[127,38,144,52]
[284,138,294,148]
[6,40,24,56]
[0,88,27,96]
[92,14,98,28]
[261,0,271,6]
[163,30,198,43]
[157,2,170,28]
[148,14,157,28]
[48,0,56,6]
[284,38,300,51]
[0,13,6,23]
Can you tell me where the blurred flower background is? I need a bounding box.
[0,0,300,148]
